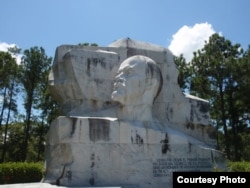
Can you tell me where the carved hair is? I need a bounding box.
[145,60,163,102]
[144,57,163,102]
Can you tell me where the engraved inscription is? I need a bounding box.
[153,158,212,177]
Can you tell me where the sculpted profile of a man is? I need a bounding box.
[111,55,163,123]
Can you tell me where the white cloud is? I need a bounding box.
[0,42,22,64]
[168,22,215,62]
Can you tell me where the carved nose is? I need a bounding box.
[116,77,125,83]
[113,76,126,88]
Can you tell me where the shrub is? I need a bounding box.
[0,162,44,184]
[228,161,250,172]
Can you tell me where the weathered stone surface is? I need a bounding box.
[48,38,213,143]
[44,38,226,188]
[44,117,225,188]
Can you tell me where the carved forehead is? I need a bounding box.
[118,55,154,71]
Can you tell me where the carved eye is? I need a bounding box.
[125,68,133,75]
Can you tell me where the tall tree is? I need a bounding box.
[0,52,16,126]
[187,33,249,160]
[0,50,19,162]
[19,47,52,161]
[33,63,61,161]
[174,54,192,92]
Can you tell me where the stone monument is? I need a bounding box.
[44,38,226,188]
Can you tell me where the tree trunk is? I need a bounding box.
[22,91,34,162]
[1,81,14,162]
[0,87,7,127]
[219,85,230,159]
[1,97,11,162]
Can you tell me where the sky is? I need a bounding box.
[1,0,250,63]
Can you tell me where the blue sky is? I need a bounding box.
[1,0,250,62]
[0,0,250,114]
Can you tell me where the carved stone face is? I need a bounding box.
[111,56,152,105]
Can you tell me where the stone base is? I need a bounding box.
[0,182,121,188]
[44,116,226,188]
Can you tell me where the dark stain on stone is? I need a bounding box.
[165,105,171,121]
[211,150,215,164]
[201,125,204,137]
[169,107,173,119]
[160,133,170,154]
[56,165,66,186]
[91,162,95,168]
[104,101,114,108]
[163,49,167,64]
[86,57,106,77]
[198,101,209,113]
[206,125,217,139]
[127,47,136,57]
[91,99,97,109]
[188,142,192,153]
[87,58,91,69]
[94,78,104,86]
[87,57,106,68]
[196,124,206,137]
[90,153,95,160]
[136,134,143,145]
[89,153,95,186]
[89,175,95,186]
[65,170,72,181]
[105,101,111,106]
[70,117,77,136]
[202,114,209,119]
[190,105,194,122]
[131,130,134,143]
[190,101,209,123]
[146,62,163,102]
[172,93,176,99]
[87,58,91,76]
[89,119,110,142]
[186,122,195,130]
